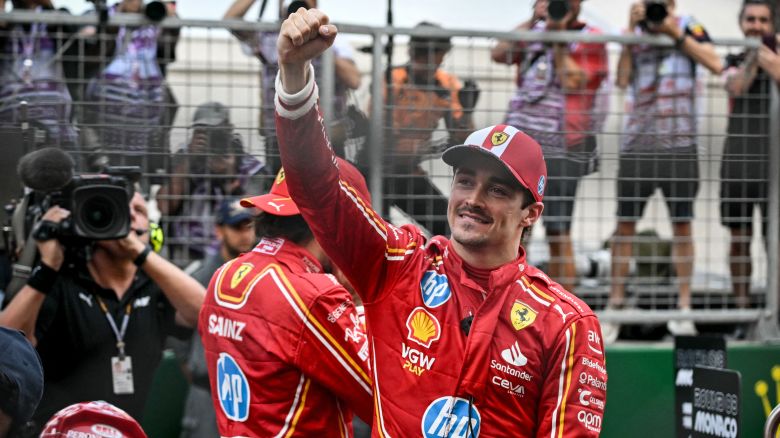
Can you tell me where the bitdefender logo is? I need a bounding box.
[501,341,528,367]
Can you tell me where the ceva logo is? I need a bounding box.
[216,352,250,422]
[422,396,481,438]
[420,271,452,308]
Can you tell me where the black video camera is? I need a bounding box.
[547,0,569,22]
[30,167,139,243]
[641,1,669,29]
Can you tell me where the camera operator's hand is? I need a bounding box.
[628,2,645,30]
[655,12,683,39]
[36,207,70,271]
[108,229,148,263]
[277,8,337,93]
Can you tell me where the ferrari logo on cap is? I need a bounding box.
[491,131,509,146]
[510,300,537,331]
[275,168,286,185]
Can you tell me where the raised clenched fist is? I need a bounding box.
[277,8,338,68]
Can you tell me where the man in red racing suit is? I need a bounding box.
[273,8,607,437]
[199,161,374,437]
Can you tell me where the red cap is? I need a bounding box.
[40,401,147,438]
[442,124,547,202]
[241,158,371,215]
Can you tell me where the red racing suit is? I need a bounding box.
[199,237,373,437]
[274,70,608,437]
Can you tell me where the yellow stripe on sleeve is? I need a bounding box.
[557,323,577,438]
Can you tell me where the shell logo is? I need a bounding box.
[406,307,441,349]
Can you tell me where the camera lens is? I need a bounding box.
[80,195,118,233]
[144,0,167,22]
[645,2,668,23]
[547,0,569,21]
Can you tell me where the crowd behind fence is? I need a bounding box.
[0,9,778,338]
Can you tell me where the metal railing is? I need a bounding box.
[0,10,777,337]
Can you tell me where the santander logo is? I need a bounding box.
[501,341,528,367]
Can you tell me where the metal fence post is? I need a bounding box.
[763,82,780,339]
[368,31,384,208]
[319,48,335,133]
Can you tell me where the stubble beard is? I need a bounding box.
[451,224,489,249]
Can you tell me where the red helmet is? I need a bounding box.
[40,401,147,438]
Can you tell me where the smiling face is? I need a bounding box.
[740,3,775,38]
[447,154,542,261]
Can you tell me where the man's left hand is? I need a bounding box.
[107,230,148,263]
[758,44,780,82]
[655,14,683,39]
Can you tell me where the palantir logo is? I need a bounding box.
[216,352,250,422]
[420,271,452,308]
[422,396,481,438]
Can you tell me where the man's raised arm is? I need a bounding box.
[274,9,423,303]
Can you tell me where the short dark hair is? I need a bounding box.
[254,213,313,246]
[740,0,775,23]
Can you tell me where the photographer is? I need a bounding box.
[608,0,722,342]
[0,0,78,150]
[157,102,263,265]
[720,0,780,312]
[80,0,180,175]
[492,0,608,292]
[372,22,476,237]
[0,191,205,432]
[223,0,361,176]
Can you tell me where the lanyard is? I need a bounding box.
[96,296,132,359]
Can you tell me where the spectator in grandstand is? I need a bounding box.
[80,0,179,175]
[0,327,43,438]
[0,0,78,150]
[608,0,722,341]
[223,0,361,176]
[368,22,476,237]
[199,161,373,436]
[492,0,608,291]
[0,191,205,432]
[273,9,607,435]
[40,401,147,438]
[179,198,255,438]
[157,101,263,265]
[721,0,780,309]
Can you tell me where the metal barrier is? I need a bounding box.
[0,10,777,337]
[766,403,780,438]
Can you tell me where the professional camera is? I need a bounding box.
[547,0,569,22]
[30,169,137,243]
[641,1,669,29]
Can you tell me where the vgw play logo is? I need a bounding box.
[421,396,481,438]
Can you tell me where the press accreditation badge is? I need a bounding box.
[111,356,135,395]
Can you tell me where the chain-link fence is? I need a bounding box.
[1,10,777,337]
